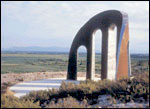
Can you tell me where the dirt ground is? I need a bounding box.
[1,72,100,84]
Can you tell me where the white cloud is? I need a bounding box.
[1,1,149,53]
[61,3,72,12]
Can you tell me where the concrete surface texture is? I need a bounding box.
[9,77,100,98]
[67,10,131,81]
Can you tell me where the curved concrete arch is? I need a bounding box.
[67,10,131,80]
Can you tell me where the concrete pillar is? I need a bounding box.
[86,35,95,80]
[107,24,117,80]
[67,10,131,81]
[101,29,108,80]
[67,47,77,80]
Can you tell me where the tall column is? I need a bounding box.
[101,29,108,80]
[67,48,78,80]
[86,35,95,80]
[107,25,117,80]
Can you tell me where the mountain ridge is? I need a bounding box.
[2,46,88,52]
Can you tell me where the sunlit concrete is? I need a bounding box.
[9,77,100,98]
[107,24,117,80]
[67,10,131,81]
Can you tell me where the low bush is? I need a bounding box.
[1,72,149,108]
[46,96,90,108]
[111,71,149,103]
[1,94,40,108]
[1,82,14,94]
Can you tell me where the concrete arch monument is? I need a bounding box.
[67,10,131,80]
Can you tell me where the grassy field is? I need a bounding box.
[1,52,149,108]
[1,52,149,75]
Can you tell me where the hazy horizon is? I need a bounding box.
[2,46,149,54]
[1,1,149,54]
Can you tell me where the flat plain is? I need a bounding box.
[1,52,149,108]
[1,52,149,76]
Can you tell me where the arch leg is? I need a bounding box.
[86,36,95,80]
[101,29,108,80]
[67,49,77,80]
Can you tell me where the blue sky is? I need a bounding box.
[1,1,149,53]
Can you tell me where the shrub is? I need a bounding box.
[46,96,90,108]
[3,72,148,108]
[1,94,40,108]
[110,72,149,102]
[1,82,14,94]
[21,88,58,107]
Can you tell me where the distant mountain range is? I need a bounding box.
[2,46,92,53]
[2,46,149,55]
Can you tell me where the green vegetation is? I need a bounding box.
[1,53,149,75]
[47,96,90,108]
[1,53,69,73]
[1,52,149,108]
[1,94,40,108]
[1,53,99,74]
[1,72,149,108]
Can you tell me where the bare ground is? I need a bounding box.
[1,71,100,84]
